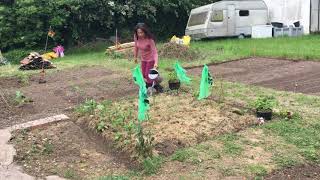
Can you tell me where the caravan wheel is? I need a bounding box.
[238,34,245,39]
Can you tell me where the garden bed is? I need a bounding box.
[189,57,320,95]
[77,92,256,159]
[11,121,129,179]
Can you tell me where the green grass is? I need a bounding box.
[2,35,320,78]
[246,165,268,176]
[64,168,78,179]
[142,156,164,175]
[171,148,198,162]
[96,175,130,180]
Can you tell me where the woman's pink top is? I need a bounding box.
[134,37,158,64]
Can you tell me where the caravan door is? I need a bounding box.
[227,5,236,36]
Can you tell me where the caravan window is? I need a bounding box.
[239,10,249,16]
[188,12,208,27]
[211,10,223,22]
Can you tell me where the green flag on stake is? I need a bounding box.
[137,88,149,121]
[198,65,213,100]
[132,65,146,89]
[174,62,191,84]
[132,65,149,122]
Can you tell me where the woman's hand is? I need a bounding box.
[134,58,138,64]
[153,63,158,69]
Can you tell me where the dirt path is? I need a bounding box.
[0,66,137,129]
[189,58,320,95]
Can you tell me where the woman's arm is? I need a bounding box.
[134,36,139,63]
[150,39,158,68]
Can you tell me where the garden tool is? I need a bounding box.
[148,68,163,96]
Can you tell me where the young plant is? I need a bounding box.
[14,91,30,106]
[76,99,97,115]
[168,71,179,83]
[254,95,278,112]
[135,125,154,159]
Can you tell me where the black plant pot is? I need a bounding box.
[256,110,273,121]
[168,80,180,90]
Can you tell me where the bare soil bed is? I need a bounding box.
[0,66,137,128]
[189,58,320,96]
[265,164,320,180]
[11,121,129,179]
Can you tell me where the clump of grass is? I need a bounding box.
[143,156,164,175]
[96,175,130,180]
[42,139,54,155]
[223,142,244,156]
[217,134,244,156]
[272,154,300,168]
[246,164,268,176]
[64,168,78,179]
[16,73,30,86]
[171,148,197,162]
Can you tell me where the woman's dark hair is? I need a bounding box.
[134,23,155,40]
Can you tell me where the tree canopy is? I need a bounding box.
[0,0,216,51]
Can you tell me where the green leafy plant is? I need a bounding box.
[76,99,98,115]
[168,71,179,83]
[14,91,30,105]
[254,95,278,112]
[135,126,154,159]
[42,139,54,155]
[96,121,106,132]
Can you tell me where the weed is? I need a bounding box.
[208,150,221,159]
[76,99,97,115]
[96,175,130,180]
[171,149,197,162]
[272,154,299,168]
[42,139,54,154]
[96,121,106,132]
[217,133,240,142]
[14,91,31,106]
[16,73,29,85]
[30,144,39,154]
[64,169,77,179]
[106,50,125,59]
[219,166,235,176]
[246,164,268,176]
[135,126,154,158]
[143,156,164,175]
[223,141,244,156]
[217,134,244,156]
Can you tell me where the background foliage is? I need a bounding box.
[0,0,216,52]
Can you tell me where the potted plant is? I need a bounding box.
[168,71,180,90]
[254,95,278,120]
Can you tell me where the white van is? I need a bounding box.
[185,0,269,39]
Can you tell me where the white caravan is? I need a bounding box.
[186,0,320,39]
[185,0,269,39]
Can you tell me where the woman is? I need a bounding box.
[134,23,159,88]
